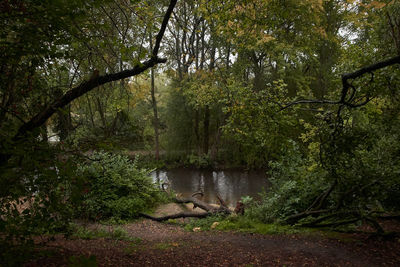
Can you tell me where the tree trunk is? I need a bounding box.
[203,106,210,154]
[151,67,160,160]
[86,94,95,128]
[96,97,107,131]
[150,33,160,160]
[195,109,201,154]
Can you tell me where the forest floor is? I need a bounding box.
[24,204,400,267]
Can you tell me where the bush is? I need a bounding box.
[246,141,328,223]
[0,143,79,265]
[76,151,163,220]
[186,154,211,168]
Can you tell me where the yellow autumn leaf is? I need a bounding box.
[369,1,387,9]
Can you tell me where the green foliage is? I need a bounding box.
[162,78,200,152]
[219,78,298,167]
[123,237,144,254]
[216,216,306,235]
[240,196,253,206]
[186,154,212,168]
[0,144,81,265]
[71,225,132,241]
[184,214,227,231]
[76,151,164,220]
[247,141,328,223]
[246,99,400,225]
[184,214,305,235]
[1,2,400,263]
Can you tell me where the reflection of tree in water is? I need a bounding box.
[151,170,169,189]
[195,172,205,194]
[150,169,268,206]
[212,171,250,205]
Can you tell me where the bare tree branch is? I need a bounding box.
[152,0,177,58]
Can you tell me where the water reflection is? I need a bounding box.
[150,168,268,206]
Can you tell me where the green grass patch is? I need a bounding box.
[218,219,305,235]
[184,214,227,231]
[71,225,133,241]
[123,237,143,254]
[184,215,311,235]
[154,242,172,250]
[214,216,361,241]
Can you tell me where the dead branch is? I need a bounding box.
[365,217,384,234]
[174,196,230,213]
[285,209,332,224]
[140,211,210,222]
[306,180,338,212]
[302,218,360,228]
[336,180,379,210]
[298,211,360,227]
[191,191,204,198]
[216,193,228,209]
[141,193,231,222]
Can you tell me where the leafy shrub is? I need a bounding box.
[246,141,328,223]
[246,118,400,226]
[76,151,163,220]
[186,154,211,168]
[0,143,80,265]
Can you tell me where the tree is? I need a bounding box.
[0,0,177,166]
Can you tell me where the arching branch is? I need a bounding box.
[14,0,178,141]
[281,55,400,111]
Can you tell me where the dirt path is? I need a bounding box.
[25,218,400,267]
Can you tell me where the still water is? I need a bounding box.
[150,168,268,207]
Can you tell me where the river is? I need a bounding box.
[151,168,268,207]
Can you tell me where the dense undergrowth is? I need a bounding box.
[0,151,169,266]
[75,151,169,221]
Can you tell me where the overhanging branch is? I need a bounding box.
[14,0,178,140]
[281,55,400,111]
[342,55,400,81]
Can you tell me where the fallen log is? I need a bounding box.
[141,195,231,221]
[140,211,210,222]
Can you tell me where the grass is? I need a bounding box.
[218,220,307,235]
[182,214,367,246]
[123,237,143,254]
[184,214,227,231]
[184,214,311,235]
[71,225,134,241]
